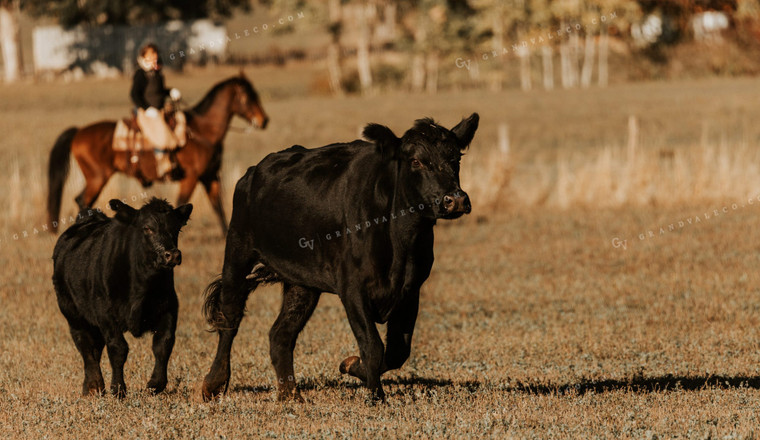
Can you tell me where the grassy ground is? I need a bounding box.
[2,67,760,438]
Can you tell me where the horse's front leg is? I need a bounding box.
[73,155,113,211]
[200,174,228,236]
[177,175,198,206]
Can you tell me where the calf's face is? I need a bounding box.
[364,113,479,219]
[109,199,193,269]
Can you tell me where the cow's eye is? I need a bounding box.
[411,158,423,169]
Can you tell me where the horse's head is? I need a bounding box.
[230,72,269,130]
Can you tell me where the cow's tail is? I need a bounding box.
[203,264,279,332]
[48,127,77,232]
[202,274,257,332]
[205,166,283,332]
[202,276,227,331]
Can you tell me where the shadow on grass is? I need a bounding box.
[230,384,272,394]
[229,376,466,394]
[506,374,760,396]
[230,374,760,398]
[385,374,760,395]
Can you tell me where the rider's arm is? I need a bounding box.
[157,70,171,101]
[158,70,181,102]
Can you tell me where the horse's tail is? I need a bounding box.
[47,127,77,232]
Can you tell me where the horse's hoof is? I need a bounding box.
[339,356,361,375]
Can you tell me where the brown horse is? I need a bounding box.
[47,72,268,235]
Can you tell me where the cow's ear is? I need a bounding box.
[451,113,479,150]
[363,123,400,161]
[109,199,138,224]
[174,204,193,226]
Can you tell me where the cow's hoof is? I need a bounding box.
[201,380,226,402]
[365,392,386,406]
[277,389,305,403]
[111,384,127,399]
[339,356,361,375]
[82,381,105,397]
[146,379,167,394]
[202,368,230,402]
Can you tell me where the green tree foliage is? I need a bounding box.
[23,0,251,27]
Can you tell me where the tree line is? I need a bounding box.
[1,0,756,92]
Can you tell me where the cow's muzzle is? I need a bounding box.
[163,248,182,267]
[442,191,471,218]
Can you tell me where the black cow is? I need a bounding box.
[52,198,192,397]
[201,114,479,402]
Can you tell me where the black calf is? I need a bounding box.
[52,198,192,397]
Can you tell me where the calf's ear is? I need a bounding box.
[451,113,479,150]
[363,123,401,161]
[174,204,193,226]
[109,199,138,224]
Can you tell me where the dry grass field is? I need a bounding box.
[2,65,760,438]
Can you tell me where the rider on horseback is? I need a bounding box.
[130,43,186,177]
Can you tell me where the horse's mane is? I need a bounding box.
[191,77,243,115]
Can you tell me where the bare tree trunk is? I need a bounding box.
[425,51,438,94]
[469,60,480,84]
[328,0,341,29]
[381,2,396,41]
[0,1,23,82]
[569,32,580,87]
[410,16,426,93]
[567,33,580,87]
[560,41,571,89]
[560,26,581,89]
[327,42,344,96]
[491,11,504,91]
[559,21,572,89]
[541,45,554,90]
[580,33,595,88]
[598,25,609,87]
[518,45,531,91]
[326,0,344,95]
[411,53,425,92]
[515,28,531,91]
[356,3,374,95]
